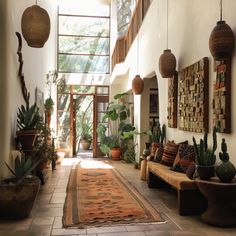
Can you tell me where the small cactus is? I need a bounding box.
[192,127,217,166]
[160,124,166,144]
[151,122,166,144]
[216,138,236,182]
[219,138,229,162]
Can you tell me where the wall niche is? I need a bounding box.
[178,57,209,133]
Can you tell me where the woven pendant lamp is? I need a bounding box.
[209,0,234,60]
[21,2,51,48]
[158,0,176,78]
[132,75,144,94]
[132,31,144,95]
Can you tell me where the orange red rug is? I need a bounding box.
[63,160,164,228]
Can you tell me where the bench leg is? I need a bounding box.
[178,189,208,216]
[147,171,169,188]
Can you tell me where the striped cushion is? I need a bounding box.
[161,141,179,166]
[172,144,196,173]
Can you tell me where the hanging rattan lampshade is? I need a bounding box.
[132,75,144,94]
[209,20,234,60]
[159,49,176,78]
[21,5,51,48]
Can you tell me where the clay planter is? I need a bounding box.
[81,139,91,150]
[197,165,215,180]
[0,176,40,219]
[110,147,122,160]
[16,130,39,150]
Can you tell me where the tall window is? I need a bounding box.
[58,1,110,74]
[117,0,136,37]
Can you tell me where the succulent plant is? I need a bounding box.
[192,127,217,166]
[17,103,42,130]
[5,155,40,183]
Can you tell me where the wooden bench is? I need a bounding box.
[147,161,207,216]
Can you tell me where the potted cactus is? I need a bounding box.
[0,155,40,219]
[192,127,217,180]
[150,121,166,155]
[216,138,236,182]
[16,103,42,150]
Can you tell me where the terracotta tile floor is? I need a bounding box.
[0,153,236,236]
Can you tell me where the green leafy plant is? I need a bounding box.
[97,92,134,155]
[44,97,54,110]
[192,127,217,166]
[17,103,42,130]
[5,155,40,183]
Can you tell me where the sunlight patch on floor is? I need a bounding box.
[79,159,113,169]
[61,158,80,166]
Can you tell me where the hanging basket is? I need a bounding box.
[159,49,176,78]
[21,5,51,48]
[132,75,144,94]
[209,21,234,60]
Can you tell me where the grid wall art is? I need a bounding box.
[178,57,209,133]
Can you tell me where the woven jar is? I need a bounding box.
[159,49,176,78]
[209,20,234,60]
[21,5,51,48]
[132,75,144,94]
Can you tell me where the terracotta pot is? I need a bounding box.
[0,176,40,219]
[21,5,51,48]
[16,130,39,150]
[110,147,122,160]
[197,165,215,180]
[81,139,91,150]
[209,20,235,60]
[159,49,176,78]
[132,75,144,94]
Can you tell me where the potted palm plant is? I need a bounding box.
[0,155,40,219]
[192,127,217,180]
[16,103,43,150]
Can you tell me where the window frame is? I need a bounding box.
[57,8,110,74]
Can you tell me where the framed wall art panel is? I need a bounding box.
[178,57,209,133]
[212,59,231,133]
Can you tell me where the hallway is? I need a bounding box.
[0,155,235,236]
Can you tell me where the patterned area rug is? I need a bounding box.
[63,160,164,228]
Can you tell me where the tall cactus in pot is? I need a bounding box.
[192,127,217,179]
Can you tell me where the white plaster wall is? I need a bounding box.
[111,0,236,165]
[0,0,57,179]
